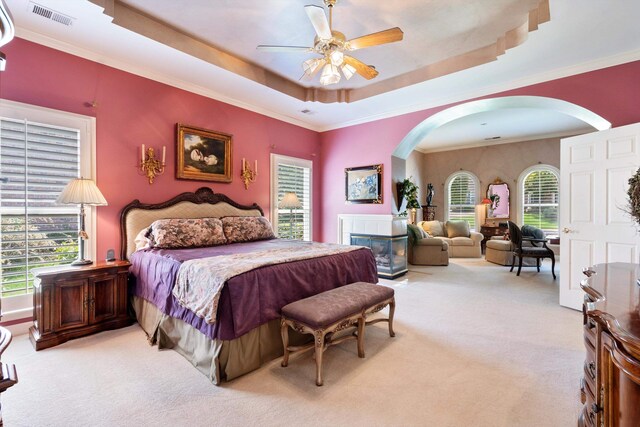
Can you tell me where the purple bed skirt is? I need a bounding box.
[129,239,378,341]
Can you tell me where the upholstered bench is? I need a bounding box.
[280,282,395,386]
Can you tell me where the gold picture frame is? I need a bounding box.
[176,123,232,182]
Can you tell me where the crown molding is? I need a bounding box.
[14,25,640,135]
[316,48,640,132]
[14,28,322,132]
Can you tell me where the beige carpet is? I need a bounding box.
[3,259,583,427]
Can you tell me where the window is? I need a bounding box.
[270,154,312,240]
[445,171,478,230]
[521,166,559,235]
[0,100,95,313]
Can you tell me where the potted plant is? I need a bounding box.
[398,178,420,223]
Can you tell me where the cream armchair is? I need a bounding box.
[407,225,449,266]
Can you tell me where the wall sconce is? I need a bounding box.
[241,158,257,190]
[140,144,166,184]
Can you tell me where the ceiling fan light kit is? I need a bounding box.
[257,0,403,87]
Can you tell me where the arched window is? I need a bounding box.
[520,166,559,235]
[445,171,479,230]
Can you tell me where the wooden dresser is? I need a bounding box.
[29,261,133,350]
[579,263,640,427]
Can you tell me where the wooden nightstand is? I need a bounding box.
[29,260,133,351]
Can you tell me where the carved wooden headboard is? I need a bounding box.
[119,187,264,259]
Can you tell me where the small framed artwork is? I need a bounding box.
[176,123,232,182]
[345,164,383,204]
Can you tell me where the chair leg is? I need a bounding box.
[517,256,523,276]
[510,253,516,272]
[388,298,396,338]
[536,258,541,272]
[551,255,556,280]
[314,330,325,386]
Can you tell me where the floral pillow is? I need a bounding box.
[147,218,227,249]
[222,216,275,243]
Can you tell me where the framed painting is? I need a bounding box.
[345,164,383,204]
[176,123,232,182]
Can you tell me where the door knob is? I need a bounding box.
[562,227,571,234]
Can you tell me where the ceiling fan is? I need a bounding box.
[256,0,403,86]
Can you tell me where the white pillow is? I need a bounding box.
[134,227,152,251]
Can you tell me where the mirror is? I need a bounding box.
[487,179,510,219]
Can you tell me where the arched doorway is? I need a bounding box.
[392,96,611,159]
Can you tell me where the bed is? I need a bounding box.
[120,187,378,384]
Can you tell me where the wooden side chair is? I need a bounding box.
[507,221,556,279]
[0,326,18,427]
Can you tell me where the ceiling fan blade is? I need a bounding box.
[343,56,379,80]
[304,5,332,40]
[347,27,404,50]
[256,45,312,53]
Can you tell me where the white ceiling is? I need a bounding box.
[4,0,640,144]
[417,108,593,152]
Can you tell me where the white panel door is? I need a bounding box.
[560,123,640,310]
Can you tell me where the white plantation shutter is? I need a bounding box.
[1,117,80,296]
[271,154,312,240]
[522,168,559,234]
[447,172,477,229]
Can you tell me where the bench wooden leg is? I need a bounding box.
[388,298,396,338]
[280,319,290,367]
[357,316,365,358]
[314,330,325,386]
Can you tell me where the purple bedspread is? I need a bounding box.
[129,239,378,340]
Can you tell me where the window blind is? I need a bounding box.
[275,160,311,240]
[448,173,476,229]
[522,169,559,234]
[1,118,80,296]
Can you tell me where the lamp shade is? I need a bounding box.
[278,192,302,209]
[481,198,492,205]
[319,63,341,86]
[56,178,108,206]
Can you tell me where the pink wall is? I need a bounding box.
[3,37,640,249]
[0,38,321,257]
[319,60,640,243]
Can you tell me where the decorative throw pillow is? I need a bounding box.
[445,220,470,238]
[148,218,227,249]
[134,227,152,251]
[222,216,275,243]
[417,227,430,239]
[407,224,424,242]
[421,220,444,237]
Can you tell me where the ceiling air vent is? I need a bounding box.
[29,2,74,26]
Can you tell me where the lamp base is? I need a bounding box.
[71,258,93,266]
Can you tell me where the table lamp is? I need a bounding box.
[481,198,492,225]
[278,192,302,239]
[56,178,108,266]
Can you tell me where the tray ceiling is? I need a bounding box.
[96,0,549,103]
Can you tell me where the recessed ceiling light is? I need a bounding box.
[484,136,501,140]
[300,109,314,115]
[480,122,487,126]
